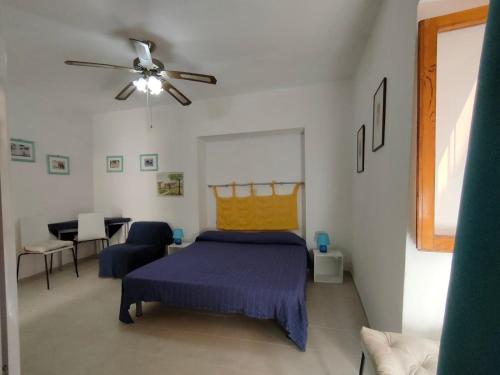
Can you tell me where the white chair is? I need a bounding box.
[75,213,109,262]
[17,216,78,289]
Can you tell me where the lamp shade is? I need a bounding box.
[172,228,184,245]
[315,231,330,253]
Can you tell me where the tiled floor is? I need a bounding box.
[18,258,368,375]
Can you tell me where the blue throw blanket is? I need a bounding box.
[120,231,309,350]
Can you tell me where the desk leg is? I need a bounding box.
[57,233,63,270]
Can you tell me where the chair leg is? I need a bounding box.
[44,255,50,290]
[50,253,54,274]
[71,248,79,278]
[359,353,365,375]
[17,253,24,281]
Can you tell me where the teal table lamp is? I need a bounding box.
[172,228,184,245]
[315,232,330,253]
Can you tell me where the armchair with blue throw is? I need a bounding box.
[99,221,173,278]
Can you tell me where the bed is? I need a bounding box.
[119,230,309,350]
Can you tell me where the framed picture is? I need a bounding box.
[372,77,387,151]
[47,155,70,175]
[140,154,158,172]
[357,125,365,173]
[11,139,35,162]
[107,156,123,173]
[157,172,184,197]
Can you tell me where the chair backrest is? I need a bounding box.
[20,216,51,247]
[126,222,173,250]
[78,213,106,241]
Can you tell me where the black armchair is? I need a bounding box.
[99,221,173,278]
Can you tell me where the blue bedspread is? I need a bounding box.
[119,231,309,350]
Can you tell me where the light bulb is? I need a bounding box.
[133,78,148,93]
[148,76,163,95]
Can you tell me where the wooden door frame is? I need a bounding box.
[417,6,488,252]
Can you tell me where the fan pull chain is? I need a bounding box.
[146,88,153,128]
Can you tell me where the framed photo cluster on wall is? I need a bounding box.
[356,77,387,173]
[10,138,72,176]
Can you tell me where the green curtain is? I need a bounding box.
[438,1,500,373]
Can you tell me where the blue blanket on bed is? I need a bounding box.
[119,231,309,350]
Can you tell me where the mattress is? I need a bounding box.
[119,230,309,350]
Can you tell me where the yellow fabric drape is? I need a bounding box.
[213,182,301,231]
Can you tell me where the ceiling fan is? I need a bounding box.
[65,38,217,106]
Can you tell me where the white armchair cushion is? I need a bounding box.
[24,240,74,253]
[361,327,439,375]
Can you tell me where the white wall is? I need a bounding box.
[203,130,305,234]
[93,81,353,265]
[402,0,487,341]
[351,0,419,333]
[0,3,21,370]
[7,87,95,279]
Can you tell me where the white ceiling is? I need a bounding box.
[3,0,381,114]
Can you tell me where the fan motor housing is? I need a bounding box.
[133,57,164,72]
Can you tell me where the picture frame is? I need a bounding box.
[47,155,70,175]
[357,125,365,173]
[106,156,123,173]
[157,172,184,197]
[140,154,158,172]
[372,77,387,152]
[11,138,35,162]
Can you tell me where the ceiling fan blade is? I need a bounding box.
[162,81,192,106]
[129,38,156,70]
[115,82,136,101]
[65,60,139,73]
[165,70,217,84]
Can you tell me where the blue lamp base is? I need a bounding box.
[319,245,328,253]
[174,238,182,245]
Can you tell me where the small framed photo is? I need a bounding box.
[107,156,123,173]
[357,125,365,173]
[47,155,70,175]
[140,154,158,172]
[11,139,35,162]
[157,172,184,197]
[372,77,387,152]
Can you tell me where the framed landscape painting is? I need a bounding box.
[107,156,123,172]
[140,154,158,172]
[157,172,184,197]
[11,139,35,162]
[357,125,365,173]
[47,155,70,175]
[372,77,387,151]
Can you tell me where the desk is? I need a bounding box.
[48,217,131,268]
[48,217,131,241]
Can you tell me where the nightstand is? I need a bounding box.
[167,241,193,256]
[313,249,343,283]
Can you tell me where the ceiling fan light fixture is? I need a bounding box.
[148,76,163,95]
[133,77,148,93]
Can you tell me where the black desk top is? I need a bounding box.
[48,217,131,238]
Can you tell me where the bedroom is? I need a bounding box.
[0,0,499,374]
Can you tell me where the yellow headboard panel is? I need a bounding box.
[213,182,301,231]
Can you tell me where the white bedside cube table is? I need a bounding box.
[167,241,193,256]
[313,249,344,283]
